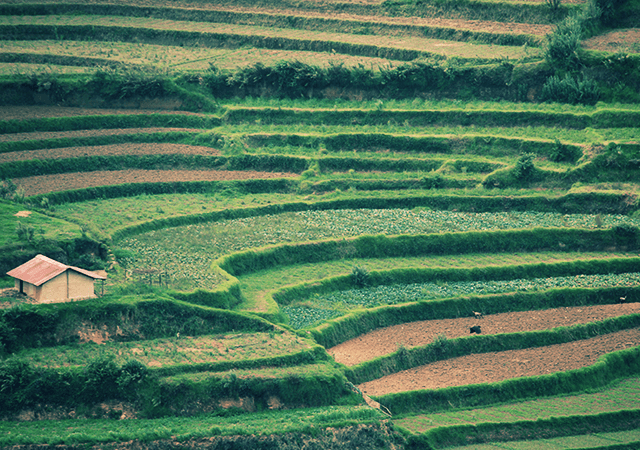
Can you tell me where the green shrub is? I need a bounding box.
[0,179,17,199]
[351,266,370,288]
[25,369,76,406]
[88,67,172,100]
[541,73,600,105]
[613,224,640,248]
[380,62,445,94]
[546,0,562,11]
[74,253,105,271]
[0,359,34,409]
[82,357,121,401]
[117,359,151,400]
[592,0,625,24]
[15,221,35,243]
[271,60,324,98]
[543,15,583,71]
[549,138,581,162]
[513,153,536,181]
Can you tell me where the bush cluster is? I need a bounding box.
[155,364,349,416]
[203,60,518,100]
[0,356,152,412]
[544,15,583,72]
[541,73,600,105]
[0,354,346,416]
[0,297,276,355]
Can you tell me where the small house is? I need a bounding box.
[7,254,106,303]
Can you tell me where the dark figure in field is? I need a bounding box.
[618,296,627,304]
[470,325,481,334]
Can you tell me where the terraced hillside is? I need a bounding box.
[1,0,639,448]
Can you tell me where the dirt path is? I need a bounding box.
[329,303,640,367]
[357,328,640,396]
[16,169,298,196]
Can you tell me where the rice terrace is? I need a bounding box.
[0,0,640,447]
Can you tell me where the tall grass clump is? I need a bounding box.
[544,15,583,72]
[541,73,600,105]
[351,266,370,288]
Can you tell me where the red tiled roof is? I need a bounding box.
[6,254,106,286]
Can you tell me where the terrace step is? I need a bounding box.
[0,16,537,62]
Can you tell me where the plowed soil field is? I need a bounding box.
[0,106,298,196]
[16,169,298,196]
[328,303,640,395]
[0,143,220,163]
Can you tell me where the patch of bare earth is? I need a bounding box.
[358,328,640,396]
[199,6,555,37]
[582,28,640,53]
[0,127,202,143]
[0,143,221,163]
[0,105,202,121]
[16,169,298,196]
[0,1,555,37]
[0,105,297,195]
[326,303,640,395]
[330,303,640,366]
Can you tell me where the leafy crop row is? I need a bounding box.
[118,209,640,290]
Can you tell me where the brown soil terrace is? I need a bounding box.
[0,127,203,143]
[358,328,640,396]
[16,169,298,196]
[0,107,297,196]
[0,106,201,121]
[581,29,640,52]
[200,5,557,36]
[0,1,557,36]
[0,143,222,163]
[330,303,640,367]
[328,303,640,395]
